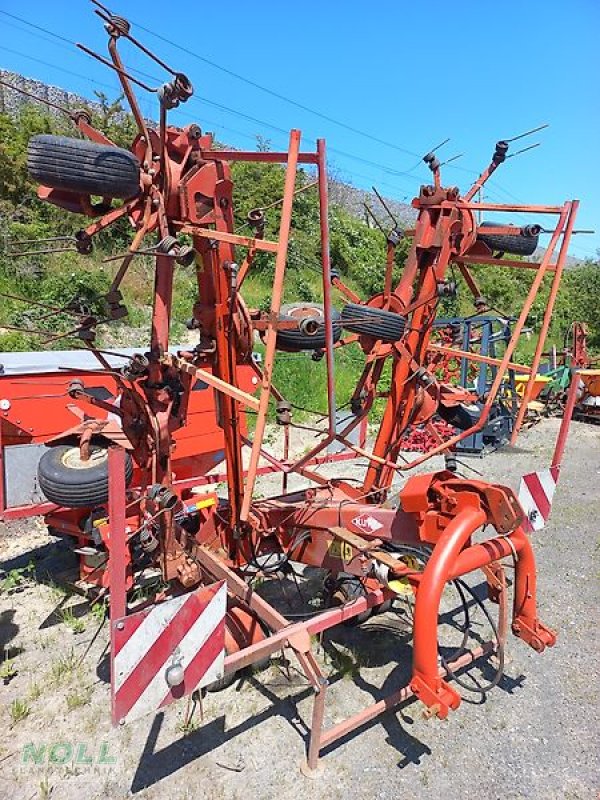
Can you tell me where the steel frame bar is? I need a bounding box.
[428,343,532,374]
[392,202,571,470]
[106,36,152,164]
[201,150,318,165]
[456,255,557,272]
[551,367,580,469]
[240,130,301,521]
[511,201,579,441]
[317,139,338,437]
[161,353,260,411]
[108,446,127,623]
[182,227,279,253]
[453,202,565,213]
[306,641,494,770]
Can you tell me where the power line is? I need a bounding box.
[130,18,423,161]
[1,16,75,53]
[0,10,421,191]
[0,36,419,198]
[0,43,417,211]
[0,47,282,149]
[0,9,72,45]
[0,45,121,92]
[3,7,591,248]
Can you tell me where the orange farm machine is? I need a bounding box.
[0,1,583,772]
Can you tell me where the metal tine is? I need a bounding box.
[453,456,483,477]
[102,236,182,263]
[505,123,548,144]
[262,179,319,212]
[91,0,112,14]
[439,153,464,167]
[75,345,142,360]
[7,236,75,247]
[0,322,58,337]
[0,79,74,118]
[102,248,177,263]
[506,142,541,159]
[0,290,89,318]
[363,203,386,234]
[371,185,399,229]
[235,180,319,233]
[92,6,179,78]
[425,137,450,156]
[539,227,595,235]
[403,138,450,175]
[8,247,77,257]
[42,318,109,346]
[76,42,157,93]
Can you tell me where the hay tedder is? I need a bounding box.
[0,2,583,772]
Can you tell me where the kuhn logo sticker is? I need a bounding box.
[351,514,383,533]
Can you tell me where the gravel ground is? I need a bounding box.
[0,417,598,800]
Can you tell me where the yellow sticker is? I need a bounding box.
[328,539,353,562]
[389,555,420,596]
[194,497,216,510]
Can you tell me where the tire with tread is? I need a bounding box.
[37,443,133,508]
[341,303,406,343]
[476,221,538,256]
[438,402,482,431]
[27,135,140,199]
[330,574,372,626]
[276,302,341,352]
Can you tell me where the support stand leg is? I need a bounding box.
[302,676,328,777]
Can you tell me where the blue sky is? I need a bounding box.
[1,0,598,260]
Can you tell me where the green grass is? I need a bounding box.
[90,600,107,623]
[28,682,42,701]
[0,562,34,594]
[253,341,366,423]
[58,607,86,635]
[9,698,31,724]
[49,649,78,684]
[0,658,17,683]
[66,686,92,711]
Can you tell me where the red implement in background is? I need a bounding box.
[0,0,580,774]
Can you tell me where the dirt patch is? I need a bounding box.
[0,419,598,800]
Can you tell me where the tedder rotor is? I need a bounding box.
[2,1,581,772]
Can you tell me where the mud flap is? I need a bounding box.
[111,581,226,725]
[518,466,559,532]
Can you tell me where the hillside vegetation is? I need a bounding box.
[0,99,598,416]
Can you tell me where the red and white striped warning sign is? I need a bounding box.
[111,581,226,725]
[518,467,559,532]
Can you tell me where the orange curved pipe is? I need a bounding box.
[411,517,556,719]
[410,507,486,716]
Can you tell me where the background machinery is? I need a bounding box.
[0,2,581,772]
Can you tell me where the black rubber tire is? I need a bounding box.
[438,402,482,431]
[476,221,539,256]
[276,302,342,352]
[341,303,406,343]
[330,574,372,626]
[37,443,133,508]
[27,135,141,199]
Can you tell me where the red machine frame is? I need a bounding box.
[1,1,580,773]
